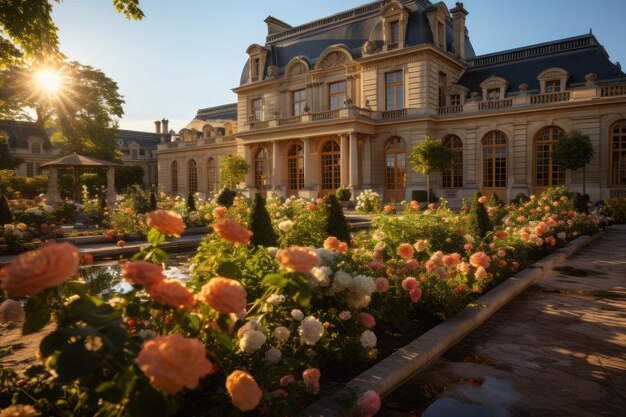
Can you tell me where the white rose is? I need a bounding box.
[315,248,337,266]
[332,271,352,292]
[310,266,331,287]
[360,330,377,349]
[273,326,291,341]
[278,220,294,232]
[239,329,267,353]
[267,247,278,258]
[351,275,376,297]
[291,309,304,321]
[374,241,385,251]
[264,347,282,364]
[372,230,386,241]
[298,316,325,345]
[266,294,286,305]
[138,329,156,340]
[338,311,352,321]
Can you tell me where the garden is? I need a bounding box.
[0,184,617,417]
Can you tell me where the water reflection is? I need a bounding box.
[79,254,192,300]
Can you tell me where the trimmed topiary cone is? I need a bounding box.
[487,192,502,207]
[0,194,13,224]
[324,194,351,244]
[149,191,157,211]
[467,192,493,239]
[216,188,237,208]
[249,192,278,247]
[186,191,196,212]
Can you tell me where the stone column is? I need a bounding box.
[303,138,312,188]
[349,133,359,190]
[362,136,372,187]
[340,134,349,187]
[271,141,278,188]
[244,145,254,189]
[46,167,62,203]
[106,167,117,208]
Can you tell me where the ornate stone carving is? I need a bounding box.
[585,72,598,86]
[267,65,278,78]
[362,40,377,56]
[290,63,305,76]
[518,83,529,92]
[319,51,348,68]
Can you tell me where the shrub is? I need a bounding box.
[335,187,351,202]
[356,189,381,213]
[149,191,157,211]
[412,190,427,203]
[325,194,351,244]
[124,185,150,214]
[186,191,196,212]
[216,188,237,208]
[512,193,529,204]
[487,193,502,206]
[219,155,249,189]
[0,194,13,224]
[115,165,145,193]
[603,197,626,223]
[59,173,75,199]
[249,192,278,247]
[466,192,492,238]
[52,202,77,222]
[80,172,105,196]
[571,192,590,214]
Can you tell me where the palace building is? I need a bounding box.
[208,0,625,204]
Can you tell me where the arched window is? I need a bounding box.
[535,127,565,189]
[482,131,507,195]
[442,135,463,188]
[171,161,178,194]
[384,137,406,201]
[254,147,267,190]
[610,120,626,187]
[188,159,198,193]
[287,144,304,195]
[321,140,341,192]
[207,158,217,192]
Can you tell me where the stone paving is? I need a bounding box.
[382,225,626,417]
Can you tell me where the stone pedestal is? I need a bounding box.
[46,167,62,203]
[106,167,117,208]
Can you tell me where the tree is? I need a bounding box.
[115,165,145,192]
[186,191,196,212]
[249,193,278,247]
[467,192,493,239]
[0,0,144,66]
[0,131,23,169]
[0,194,13,224]
[219,155,249,189]
[409,136,454,203]
[324,194,351,244]
[149,191,157,211]
[551,131,595,195]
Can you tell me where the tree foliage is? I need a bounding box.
[0,131,23,169]
[409,136,454,175]
[550,131,594,171]
[219,155,249,189]
[249,192,278,248]
[186,191,196,212]
[324,194,351,244]
[115,165,144,193]
[467,192,493,239]
[0,194,13,224]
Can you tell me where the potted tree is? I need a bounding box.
[409,136,454,203]
[550,131,595,196]
[335,187,352,209]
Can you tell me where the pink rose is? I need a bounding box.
[368,260,382,270]
[405,258,419,271]
[212,206,228,219]
[356,390,381,417]
[147,279,195,309]
[122,261,165,288]
[302,368,321,395]
[359,312,376,329]
[469,252,490,269]
[0,243,79,298]
[199,277,247,314]
[212,219,253,244]
[146,210,186,237]
[226,370,263,412]
[409,287,423,303]
[277,247,318,273]
[374,277,389,293]
[401,277,419,291]
[279,374,295,386]
[137,333,214,393]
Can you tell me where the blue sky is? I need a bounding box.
[51,0,626,132]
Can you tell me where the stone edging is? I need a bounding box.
[301,232,602,417]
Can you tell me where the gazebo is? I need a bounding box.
[41,153,120,206]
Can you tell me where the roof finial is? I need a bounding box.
[589,27,593,34]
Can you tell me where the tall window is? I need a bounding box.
[188,159,198,193]
[292,89,307,116]
[384,137,406,191]
[254,148,267,189]
[535,127,565,188]
[171,161,178,194]
[207,158,217,192]
[287,144,304,193]
[610,120,626,186]
[442,135,463,188]
[26,162,33,177]
[328,81,346,110]
[252,58,260,82]
[486,88,500,101]
[546,80,561,93]
[252,98,263,121]
[389,20,400,49]
[31,143,40,154]
[483,131,507,188]
[131,149,138,159]
[450,94,461,106]
[438,72,447,107]
[385,71,404,111]
[321,140,340,191]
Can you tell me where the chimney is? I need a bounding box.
[450,2,468,59]
[161,118,169,134]
[264,16,292,35]
[154,120,161,134]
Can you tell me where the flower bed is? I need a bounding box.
[0,188,605,416]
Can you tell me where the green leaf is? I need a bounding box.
[39,331,68,358]
[65,280,90,297]
[147,228,166,247]
[216,261,240,279]
[96,381,124,403]
[132,382,169,417]
[23,295,51,335]
[101,325,129,353]
[210,330,235,351]
[56,342,98,383]
[261,273,287,289]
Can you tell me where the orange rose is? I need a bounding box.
[138,333,214,394]
[478,196,488,204]
[199,277,247,314]
[212,206,228,219]
[147,279,195,309]
[0,243,79,298]
[277,247,318,273]
[226,370,262,412]
[146,210,186,237]
[212,219,253,244]
[122,261,165,288]
[396,243,414,260]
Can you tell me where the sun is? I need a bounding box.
[35,69,63,95]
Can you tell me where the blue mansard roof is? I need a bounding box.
[116,129,171,149]
[0,120,52,150]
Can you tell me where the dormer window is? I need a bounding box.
[245,44,269,84]
[537,67,569,94]
[480,76,509,102]
[381,1,409,52]
[487,88,500,101]
[31,142,40,154]
[131,149,138,159]
[546,80,561,93]
[252,58,261,82]
[450,94,460,106]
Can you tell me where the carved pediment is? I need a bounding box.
[537,67,570,81]
[319,51,348,69]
